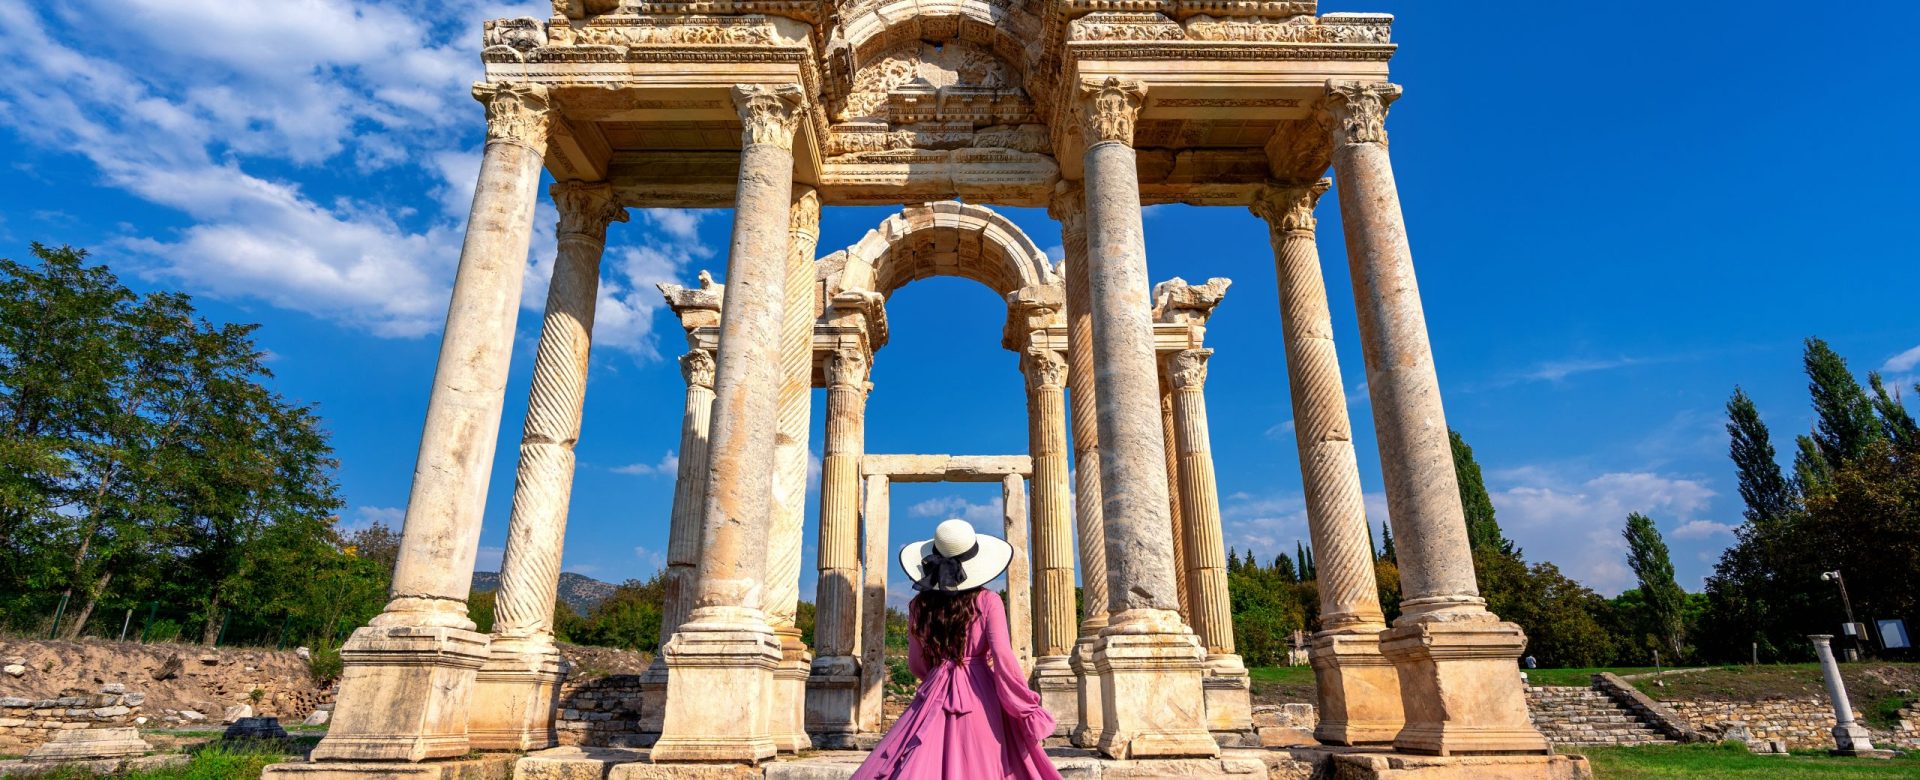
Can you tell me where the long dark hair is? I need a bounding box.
[910,587,982,665]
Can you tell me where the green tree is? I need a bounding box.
[1623,513,1686,659]
[1726,387,1794,526]
[1451,429,1516,557]
[1378,521,1395,563]
[1868,373,1918,451]
[1803,337,1882,471]
[573,573,670,652]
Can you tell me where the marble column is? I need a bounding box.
[1326,79,1545,755]
[1053,182,1108,748]
[653,83,805,765]
[1158,386,1191,624]
[1002,473,1035,672]
[1165,349,1253,734]
[1812,635,1880,754]
[1074,76,1216,759]
[765,186,821,754]
[1024,346,1078,731]
[807,348,869,744]
[640,347,717,734]
[857,475,892,734]
[470,181,626,751]
[312,82,550,763]
[1252,179,1402,745]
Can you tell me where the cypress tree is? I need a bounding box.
[1803,337,1882,469]
[1379,521,1396,563]
[1227,548,1241,574]
[1726,386,1793,525]
[1868,372,1918,451]
[1295,541,1308,582]
[1273,553,1295,582]
[1305,544,1317,580]
[1624,513,1687,659]
[1450,429,1518,557]
[1793,432,1833,496]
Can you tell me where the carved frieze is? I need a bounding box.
[483,18,549,53]
[1183,14,1390,43]
[1070,12,1183,42]
[546,15,780,46]
[844,40,1018,122]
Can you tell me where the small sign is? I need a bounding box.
[1878,619,1910,650]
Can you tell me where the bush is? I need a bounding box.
[307,646,343,683]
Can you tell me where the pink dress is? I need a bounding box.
[851,590,1062,780]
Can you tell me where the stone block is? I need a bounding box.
[25,727,150,760]
[1092,614,1219,759]
[650,613,782,763]
[226,717,290,739]
[469,644,567,752]
[304,710,331,726]
[1310,631,1404,745]
[606,763,761,780]
[1379,620,1548,756]
[309,624,491,762]
[263,755,516,780]
[1325,752,1591,779]
[224,704,255,723]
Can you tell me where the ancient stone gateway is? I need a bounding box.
[276,0,1577,777]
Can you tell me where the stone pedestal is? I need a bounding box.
[311,626,492,762]
[1093,610,1219,759]
[1202,654,1254,738]
[1319,751,1592,780]
[468,640,568,751]
[1379,622,1546,756]
[651,610,784,764]
[804,655,860,747]
[25,728,150,760]
[1309,632,1403,745]
[1031,655,1079,737]
[769,629,813,753]
[1070,634,1106,749]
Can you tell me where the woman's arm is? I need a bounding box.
[979,591,1056,740]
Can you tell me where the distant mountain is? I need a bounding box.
[471,571,618,616]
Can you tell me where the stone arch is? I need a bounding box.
[837,0,1043,74]
[822,201,1057,300]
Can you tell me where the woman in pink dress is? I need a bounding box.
[851,519,1064,780]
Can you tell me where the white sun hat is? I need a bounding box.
[899,518,1015,592]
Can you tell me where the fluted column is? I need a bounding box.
[312,82,550,763]
[470,181,626,750]
[1025,347,1076,661]
[654,83,805,764]
[1074,76,1216,759]
[1053,183,1110,749]
[1159,386,1191,623]
[1327,79,1545,755]
[1165,350,1229,655]
[806,347,869,744]
[661,350,717,642]
[1252,179,1401,745]
[765,186,820,754]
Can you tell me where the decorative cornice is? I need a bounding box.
[551,181,629,239]
[1074,77,1147,147]
[825,347,870,389]
[732,84,807,151]
[1250,178,1329,236]
[1325,80,1401,147]
[1023,346,1068,390]
[1167,348,1210,390]
[681,348,717,389]
[473,82,553,150]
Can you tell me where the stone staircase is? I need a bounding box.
[1527,684,1677,746]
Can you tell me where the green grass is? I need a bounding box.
[1246,665,1316,685]
[17,742,293,780]
[1522,666,1665,686]
[1574,742,1920,779]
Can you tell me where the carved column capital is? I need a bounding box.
[1023,347,1068,391]
[1048,181,1086,226]
[1324,80,1401,147]
[732,84,807,151]
[1250,179,1331,236]
[790,186,821,240]
[1166,349,1211,391]
[680,349,716,389]
[825,348,870,389]
[551,181,629,239]
[473,82,553,150]
[1074,77,1147,147]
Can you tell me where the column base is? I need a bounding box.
[1202,653,1254,735]
[1310,629,1405,745]
[769,629,813,754]
[1092,609,1219,759]
[637,658,668,739]
[1833,723,1879,753]
[651,608,782,764]
[468,639,569,751]
[1379,619,1548,756]
[310,624,491,762]
[1070,633,1106,749]
[1032,655,1078,737]
[804,655,860,746]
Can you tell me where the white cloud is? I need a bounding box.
[633,545,666,572]
[1043,244,1065,261]
[1490,470,1720,595]
[339,505,404,535]
[613,451,679,476]
[474,545,505,572]
[1670,519,1737,540]
[1220,491,1310,557]
[1265,419,1296,439]
[909,495,1004,527]
[1884,344,1920,374]
[1520,357,1640,383]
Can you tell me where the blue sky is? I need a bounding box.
[3,1,1917,603]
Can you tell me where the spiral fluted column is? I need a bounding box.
[765,186,820,754]
[1075,76,1216,759]
[314,82,552,763]
[1159,386,1191,624]
[470,181,626,750]
[655,83,805,764]
[1053,183,1110,748]
[1252,179,1401,744]
[1327,79,1545,755]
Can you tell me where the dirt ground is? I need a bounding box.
[0,638,327,719]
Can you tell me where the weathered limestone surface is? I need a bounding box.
[856,476,891,734]
[24,728,150,761]
[1251,180,1401,746]
[641,344,718,736]
[313,82,550,764]
[806,348,869,742]
[1002,474,1035,672]
[472,180,625,752]
[653,83,805,765]
[1075,76,1215,760]
[1328,80,1543,757]
[1054,183,1109,749]
[1024,346,1079,733]
[862,454,1032,481]
[766,187,822,755]
[1812,634,1882,754]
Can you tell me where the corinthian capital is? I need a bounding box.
[790,186,821,239]
[1325,80,1401,147]
[1023,347,1068,391]
[473,82,553,150]
[732,84,806,151]
[1250,179,1330,236]
[825,348,870,389]
[1074,77,1147,147]
[1167,349,1211,391]
[680,349,716,389]
[551,182,629,239]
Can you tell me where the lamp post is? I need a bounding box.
[1820,570,1861,660]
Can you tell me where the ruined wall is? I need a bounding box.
[0,684,144,754]
[555,675,647,747]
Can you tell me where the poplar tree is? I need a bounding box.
[1868,373,1918,451]
[1803,337,1883,469]
[1624,513,1686,659]
[1451,429,1517,557]
[1726,387,1793,525]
